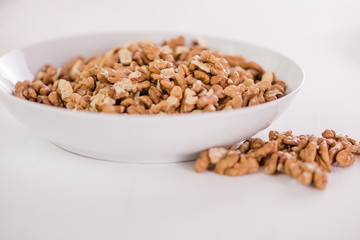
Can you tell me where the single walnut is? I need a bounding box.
[210,85,225,99]
[166,36,185,49]
[37,95,51,105]
[214,154,239,175]
[238,140,251,153]
[238,61,265,77]
[224,155,259,176]
[225,96,243,109]
[299,135,318,162]
[74,77,95,96]
[173,73,188,89]
[313,168,328,190]
[195,150,210,173]
[228,70,241,85]
[315,140,331,172]
[48,91,63,107]
[322,129,337,139]
[36,65,60,84]
[242,78,254,87]
[148,86,162,104]
[129,66,148,82]
[224,85,246,98]
[164,86,182,112]
[353,144,360,154]
[196,90,219,109]
[138,95,153,109]
[127,105,147,114]
[149,59,172,74]
[99,104,125,113]
[264,85,285,102]
[194,70,210,84]
[209,75,227,87]
[14,81,31,100]
[160,68,175,79]
[335,141,355,167]
[108,68,132,83]
[160,79,174,94]
[174,46,189,56]
[90,87,115,110]
[136,81,150,92]
[247,141,278,162]
[142,43,160,61]
[119,48,133,65]
[203,104,216,112]
[329,142,344,165]
[31,80,50,96]
[149,101,168,114]
[248,93,265,106]
[192,80,205,93]
[223,55,246,67]
[264,152,280,174]
[101,48,120,67]
[261,72,275,83]
[121,97,136,107]
[189,57,211,73]
[208,147,228,164]
[181,88,198,113]
[242,86,260,107]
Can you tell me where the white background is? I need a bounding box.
[1,0,360,239]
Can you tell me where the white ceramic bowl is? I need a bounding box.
[0,32,304,163]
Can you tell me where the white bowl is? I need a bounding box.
[0,31,304,163]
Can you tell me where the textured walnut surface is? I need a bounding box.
[13,36,286,114]
[195,129,360,190]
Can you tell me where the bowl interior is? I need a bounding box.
[0,32,303,96]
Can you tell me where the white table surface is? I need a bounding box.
[1,0,360,239]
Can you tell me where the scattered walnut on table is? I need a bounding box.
[195,129,360,190]
[14,36,287,114]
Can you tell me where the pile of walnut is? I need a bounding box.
[14,36,286,114]
[195,130,360,190]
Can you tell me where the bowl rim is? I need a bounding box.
[0,30,305,121]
